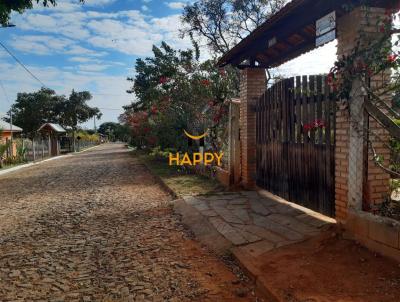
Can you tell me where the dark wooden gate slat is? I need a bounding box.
[316,75,324,213]
[296,76,302,143]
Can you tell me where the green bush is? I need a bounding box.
[149,146,177,161]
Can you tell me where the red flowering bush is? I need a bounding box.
[303,120,326,132]
[123,42,235,151]
[159,76,169,84]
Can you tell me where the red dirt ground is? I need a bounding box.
[256,232,400,302]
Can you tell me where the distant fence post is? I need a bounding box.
[32,138,36,161]
[48,136,51,157]
[22,140,25,160]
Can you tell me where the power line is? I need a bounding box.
[0,41,47,87]
[0,42,131,110]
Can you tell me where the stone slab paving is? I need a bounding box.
[182,191,335,257]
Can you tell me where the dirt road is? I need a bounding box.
[0,144,256,302]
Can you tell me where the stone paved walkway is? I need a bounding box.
[0,144,258,302]
[183,191,335,257]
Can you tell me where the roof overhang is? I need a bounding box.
[38,123,66,133]
[217,0,397,69]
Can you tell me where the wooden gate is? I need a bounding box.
[256,75,336,217]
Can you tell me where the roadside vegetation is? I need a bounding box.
[132,149,224,197]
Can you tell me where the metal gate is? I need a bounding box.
[256,75,336,217]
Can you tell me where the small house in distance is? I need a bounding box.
[38,123,66,156]
[0,120,23,156]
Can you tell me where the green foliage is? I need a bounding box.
[149,146,177,161]
[0,140,10,157]
[75,130,100,142]
[9,88,63,138]
[98,122,131,142]
[328,8,398,99]
[15,140,27,159]
[57,90,102,131]
[122,42,237,151]
[134,150,224,196]
[0,0,84,26]
[8,88,101,138]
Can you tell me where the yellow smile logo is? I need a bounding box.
[184,129,207,140]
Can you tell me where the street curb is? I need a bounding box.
[230,247,281,302]
[0,144,102,177]
[0,154,69,177]
[140,161,178,199]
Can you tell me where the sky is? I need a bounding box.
[0,0,337,129]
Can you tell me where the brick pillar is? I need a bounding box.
[239,68,266,188]
[336,6,391,222]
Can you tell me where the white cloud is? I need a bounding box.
[85,0,118,6]
[3,0,204,127]
[11,7,191,57]
[141,5,149,12]
[78,64,110,72]
[68,56,99,63]
[273,40,337,77]
[9,35,108,58]
[166,2,185,9]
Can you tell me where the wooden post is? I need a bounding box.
[32,138,36,161]
[48,135,51,157]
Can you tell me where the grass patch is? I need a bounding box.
[131,149,224,196]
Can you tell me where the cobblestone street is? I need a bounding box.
[0,144,255,302]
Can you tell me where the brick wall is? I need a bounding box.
[336,6,391,221]
[334,105,350,221]
[239,68,266,188]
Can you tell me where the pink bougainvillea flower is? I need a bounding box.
[201,79,211,86]
[151,106,158,115]
[388,54,398,63]
[159,76,169,84]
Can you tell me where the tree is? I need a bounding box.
[9,87,64,138]
[98,122,131,142]
[123,42,236,151]
[58,90,102,151]
[181,0,285,56]
[0,0,84,26]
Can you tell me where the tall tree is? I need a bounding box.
[181,0,285,56]
[98,122,131,142]
[58,90,102,151]
[9,87,64,138]
[123,42,236,150]
[0,0,84,26]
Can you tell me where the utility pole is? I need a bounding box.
[9,109,13,145]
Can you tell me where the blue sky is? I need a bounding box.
[0,0,337,129]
